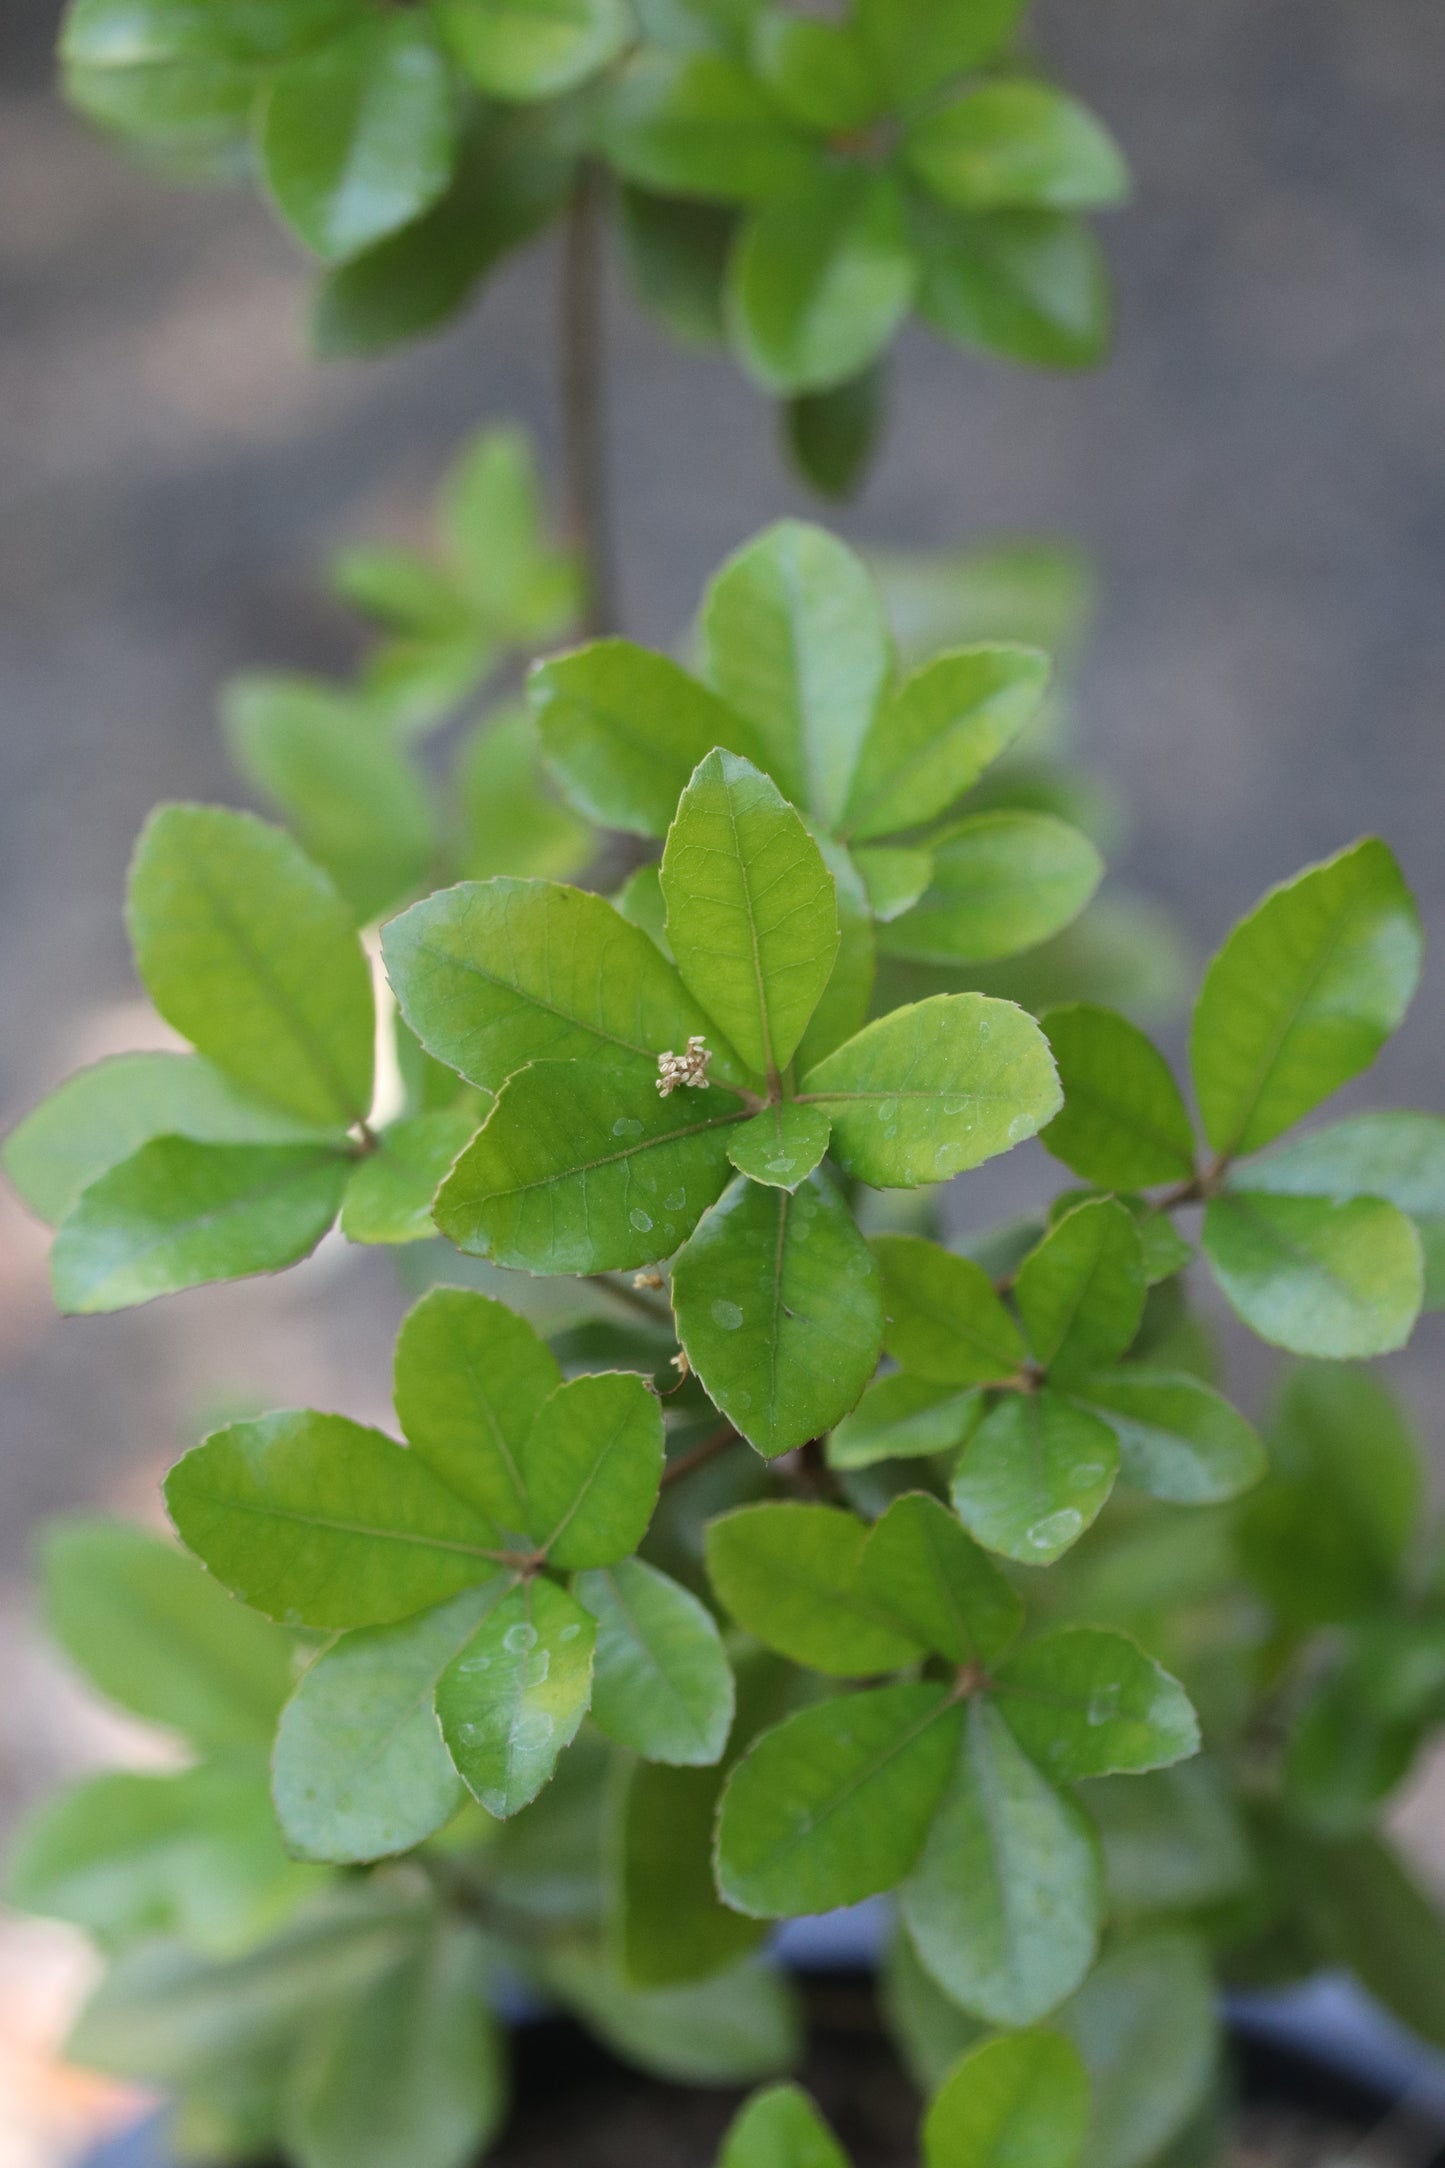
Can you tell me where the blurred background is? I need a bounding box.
[2,0,1444,2158]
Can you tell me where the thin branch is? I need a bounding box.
[661,1421,741,1489]
[560,156,618,638]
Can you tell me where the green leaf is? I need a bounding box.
[1015,1197,1147,1382]
[285,1919,504,2168]
[339,1106,477,1247]
[872,1234,1026,1385]
[436,1059,746,1272]
[901,1700,1102,2026]
[914,207,1111,372]
[719,2082,849,2168]
[705,1502,923,1676]
[1307,1835,1445,2051]
[4,1052,340,1227]
[1066,1369,1264,1504]
[39,1521,293,1753]
[852,845,933,923]
[952,1391,1119,1564]
[520,1370,664,1568]
[729,167,917,396]
[384,876,743,1095]
[829,1373,981,1470]
[1201,1189,1423,1358]
[1040,1004,1196,1190]
[993,1626,1198,1781]
[1242,1112,1445,1309]
[51,1138,349,1314]
[795,834,877,1071]
[605,51,815,203]
[437,0,630,97]
[574,1559,733,1764]
[128,805,374,1126]
[440,425,575,633]
[882,1924,985,2095]
[843,644,1049,844]
[726,1103,832,1190]
[784,363,886,501]
[905,83,1129,213]
[716,1683,961,1915]
[1190,838,1422,1159]
[860,1492,1023,1665]
[612,1757,767,1985]
[223,675,436,922]
[456,706,590,883]
[802,994,1062,1188]
[531,640,763,838]
[618,186,737,347]
[661,750,839,1079]
[879,811,1103,965]
[543,1946,800,2084]
[751,11,875,132]
[259,15,457,262]
[393,1287,560,1533]
[922,2030,1090,2168]
[856,0,1025,103]
[613,863,673,955]
[165,1412,505,1629]
[702,521,894,825]
[1058,1936,1216,2168]
[672,1171,884,1457]
[1083,1761,1252,1918]
[271,1587,508,1863]
[436,1574,596,1816]
[1284,1673,1417,1836]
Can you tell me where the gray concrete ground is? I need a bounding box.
[2,0,1444,1892]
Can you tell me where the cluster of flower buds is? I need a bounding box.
[656,1035,712,1095]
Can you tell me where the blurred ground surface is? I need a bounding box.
[2,0,1445,2158]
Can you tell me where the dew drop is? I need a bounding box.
[480,1789,507,1817]
[1007,1113,1032,1143]
[557,1624,581,1644]
[629,1206,654,1233]
[943,1098,970,1117]
[876,1098,899,1123]
[1087,1683,1121,1726]
[514,1711,555,1752]
[978,1020,991,1040]
[503,1622,539,1656]
[711,1299,744,1330]
[612,1116,644,1138]
[664,1188,686,1211]
[1026,1507,1083,1551]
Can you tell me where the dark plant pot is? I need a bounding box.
[83,1967,1445,2168]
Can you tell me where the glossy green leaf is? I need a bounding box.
[605,51,815,203]
[165,1412,504,1629]
[802,993,1061,1189]
[1308,1835,1445,2052]
[437,0,629,98]
[860,1492,1023,1665]
[729,167,917,396]
[843,644,1048,844]
[8,1765,314,1957]
[1083,1761,1252,1918]
[672,1171,884,1457]
[726,1103,831,1190]
[618,185,736,347]
[922,2030,1090,2168]
[544,1946,800,2084]
[872,1234,1026,1385]
[437,1059,746,1272]
[1040,1004,1196,1190]
[719,2082,848,2168]
[1242,1112,1445,1308]
[1283,1672,1417,1836]
[882,1924,985,2096]
[829,1373,981,1470]
[795,835,876,1072]
[1015,1197,1147,1381]
[705,1502,923,1676]
[223,675,436,922]
[1067,1369,1264,1504]
[784,363,886,501]
[612,1757,767,1985]
[456,706,589,884]
[40,1522,293,1753]
[51,1138,349,1314]
[531,640,762,838]
[1058,1937,1216,2168]
[613,862,673,955]
[439,426,574,632]
[436,1574,596,1817]
[128,806,375,1126]
[1202,1189,1422,1358]
[856,0,1025,103]
[914,207,1111,372]
[394,1287,560,1533]
[751,11,875,132]
[285,1920,504,2168]
[702,521,894,825]
[260,16,457,262]
[383,876,741,1096]
[901,1700,1102,2025]
[339,1107,476,1245]
[880,812,1103,966]
[661,750,839,1079]
[994,1626,1198,1781]
[852,845,933,923]
[716,1683,961,1915]
[1191,839,1422,1159]
[905,83,1129,213]
[952,1391,1119,1565]
[520,1370,664,1568]
[575,1559,733,1764]
[4,1052,340,1228]
[270,1587,508,1863]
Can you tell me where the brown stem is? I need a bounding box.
[561,158,617,638]
[661,1421,741,1489]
